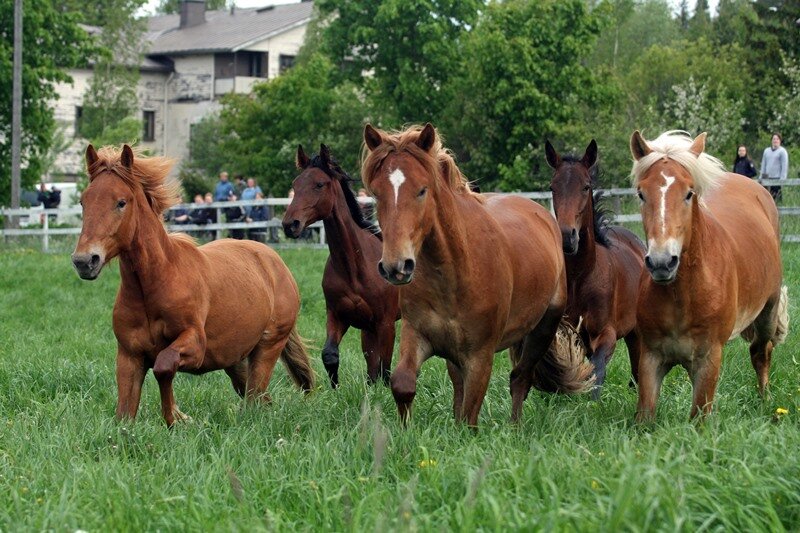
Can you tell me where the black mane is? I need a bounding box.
[309,153,382,239]
[560,155,611,247]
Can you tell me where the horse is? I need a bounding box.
[72,144,314,427]
[545,139,646,398]
[361,123,594,427]
[282,144,400,387]
[630,130,788,422]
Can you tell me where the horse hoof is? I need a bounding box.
[173,408,192,422]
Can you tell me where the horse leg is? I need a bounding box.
[446,360,464,420]
[588,327,617,400]
[245,334,289,403]
[510,305,563,423]
[390,323,431,425]
[225,359,249,398]
[115,348,146,420]
[322,310,349,388]
[688,345,722,420]
[635,349,669,423]
[376,319,396,385]
[361,328,381,384]
[623,330,641,387]
[459,353,494,428]
[153,327,205,427]
[748,295,780,396]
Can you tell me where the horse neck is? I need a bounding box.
[118,199,175,295]
[417,186,470,278]
[565,196,597,279]
[681,199,710,272]
[323,180,369,279]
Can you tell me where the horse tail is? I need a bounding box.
[773,285,789,346]
[280,326,315,392]
[531,319,595,394]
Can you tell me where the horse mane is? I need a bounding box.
[560,155,611,247]
[361,125,480,200]
[309,153,382,239]
[631,130,726,196]
[89,146,179,214]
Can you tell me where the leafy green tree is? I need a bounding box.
[443,0,610,191]
[0,1,96,204]
[688,0,712,40]
[311,0,481,124]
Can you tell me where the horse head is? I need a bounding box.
[282,144,340,238]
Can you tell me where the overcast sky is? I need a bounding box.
[139,0,720,18]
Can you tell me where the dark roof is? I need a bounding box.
[147,2,313,55]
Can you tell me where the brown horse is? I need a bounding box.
[546,139,645,398]
[283,144,400,387]
[72,145,314,427]
[630,130,788,422]
[362,123,593,427]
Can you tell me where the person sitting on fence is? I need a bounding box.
[733,145,757,178]
[170,193,191,225]
[241,177,263,219]
[214,171,234,201]
[225,192,246,239]
[234,174,246,197]
[247,191,271,241]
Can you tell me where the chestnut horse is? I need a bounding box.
[546,139,645,398]
[72,145,314,427]
[283,144,399,387]
[630,130,788,422]
[362,123,593,426]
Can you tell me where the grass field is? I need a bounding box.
[1,245,800,531]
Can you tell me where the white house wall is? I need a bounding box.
[245,23,307,79]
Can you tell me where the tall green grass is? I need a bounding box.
[1,246,799,530]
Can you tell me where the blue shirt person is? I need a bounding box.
[213,171,234,201]
[241,177,263,218]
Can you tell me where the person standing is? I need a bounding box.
[760,133,789,202]
[213,171,234,201]
[240,177,263,219]
[733,145,757,178]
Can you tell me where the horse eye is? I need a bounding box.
[418,187,427,198]
[583,185,591,192]
[685,190,694,201]
[117,199,127,209]
[637,191,645,202]
[315,182,325,189]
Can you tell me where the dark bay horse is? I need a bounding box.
[283,144,400,387]
[630,130,788,422]
[362,123,593,427]
[72,145,314,427]
[546,139,645,398]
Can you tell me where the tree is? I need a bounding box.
[0,1,96,205]
[443,0,610,191]
[689,0,712,39]
[156,0,227,14]
[311,0,481,124]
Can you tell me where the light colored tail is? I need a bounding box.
[531,319,596,394]
[773,285,789,346]
[280,327,315,392]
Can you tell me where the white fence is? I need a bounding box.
[3,179,800,252]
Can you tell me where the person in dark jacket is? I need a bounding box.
[733,145,757,178]
[224,192,246,239]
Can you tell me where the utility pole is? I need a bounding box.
[9,0,23,228]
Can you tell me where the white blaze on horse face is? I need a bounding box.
[659,171,676,236]
[647,237,682,259]
[389,168,406,205]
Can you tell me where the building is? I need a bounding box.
[52,0,313,181]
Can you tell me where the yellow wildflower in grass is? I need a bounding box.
[776,407,789,416]
[419,459,438,468]
[590,480,600,490]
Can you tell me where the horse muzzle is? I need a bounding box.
[561,228,579,255]
[282,218,304,239]
[378,258,415,285]
[645,252,679,284]
[71,252,104,280]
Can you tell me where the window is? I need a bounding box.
[74,106,83,138]
[143,110,156,142]
[279,54,295,74]
[248,53,263,77]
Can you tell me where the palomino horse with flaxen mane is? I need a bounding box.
[72,145,314,427]
[362,123,594,427]
[630,130,788,422]
[546,139,645,397]
[283,144,400,387]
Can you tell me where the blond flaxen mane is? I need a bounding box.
[361,125,479,198]
[88,145,180,214]
[631,131,726,196]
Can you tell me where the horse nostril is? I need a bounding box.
[402,258,415,274]
[90,254,100,267]
[571,228,577,238]
[644,256,654,270]
[377,261,388,278]
[291,220,300,230]
[668,255,679,269]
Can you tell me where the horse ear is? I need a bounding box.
[689,132,707,157]
[320,143,331,166]
[545,140,561,169]
[630,131,652,161]
[296,144,309,169]
[415,123,436,152]
[121,144,134,169]
[85,144,99,169]
[582,139,598,168]
[364,124,383,151]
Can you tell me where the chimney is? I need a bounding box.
[180,0,206,29]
